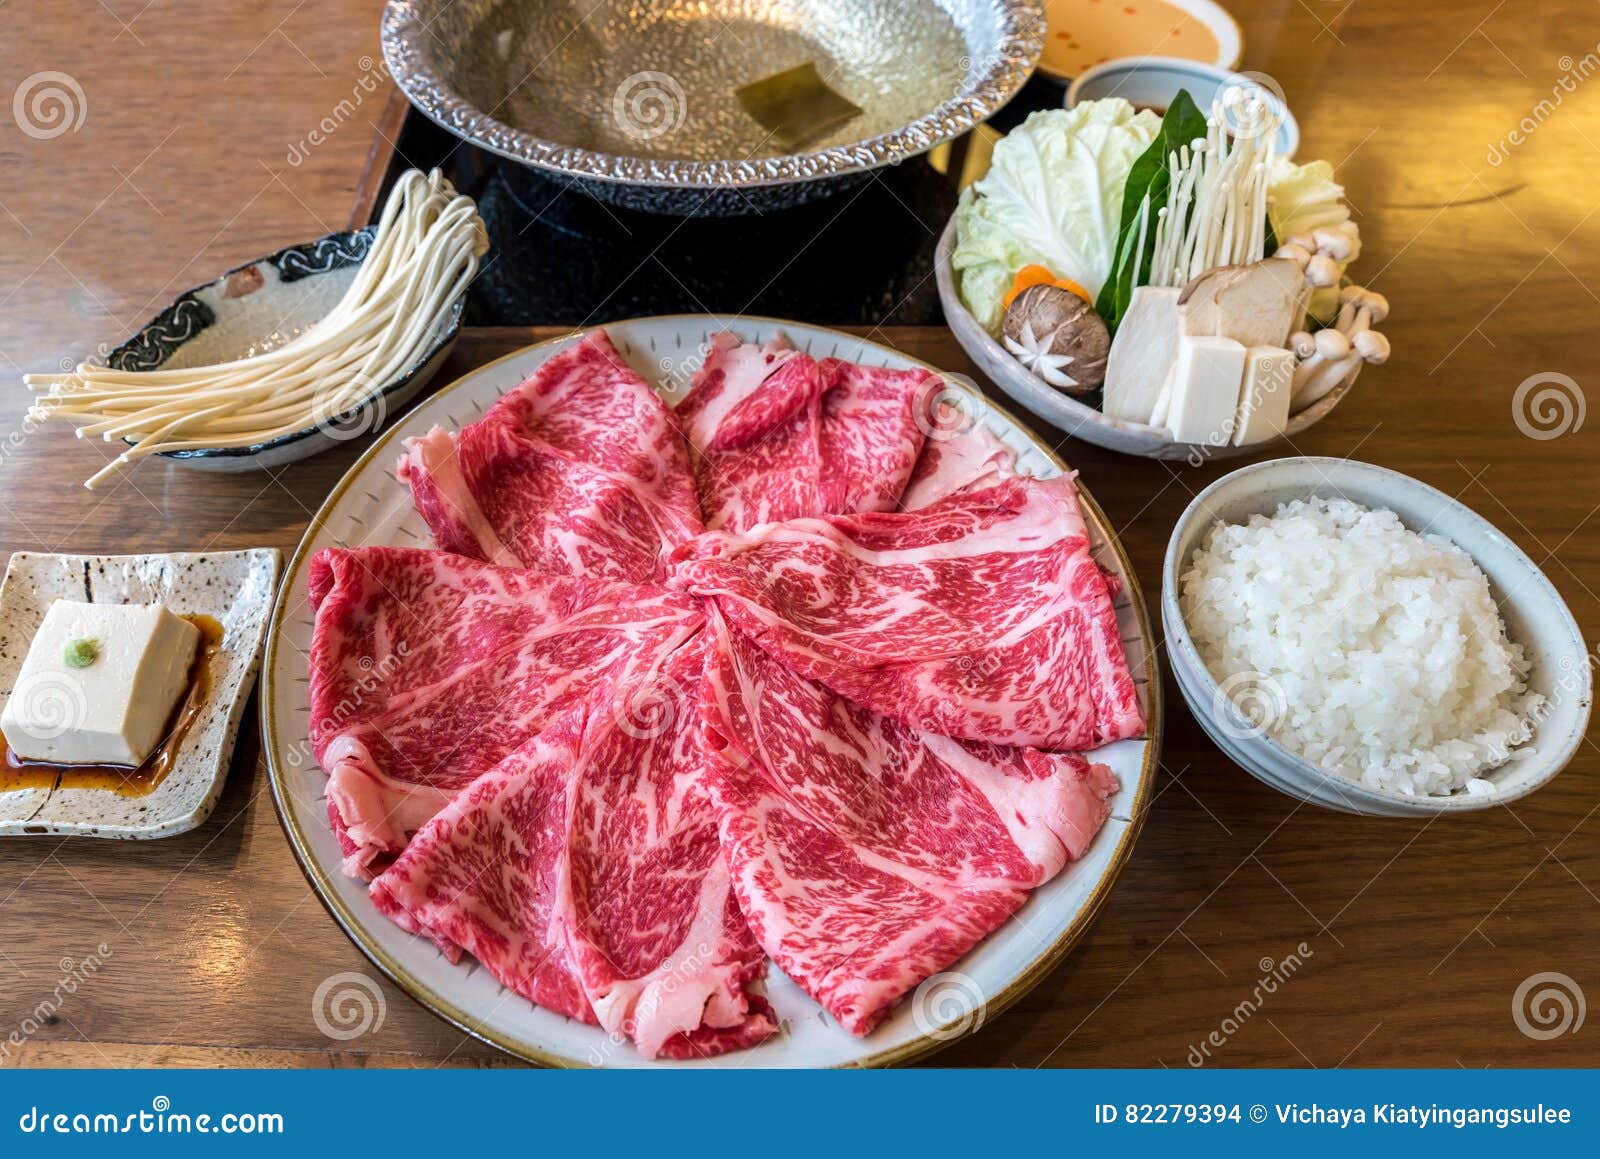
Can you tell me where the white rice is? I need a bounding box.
[1180,496,1543,797]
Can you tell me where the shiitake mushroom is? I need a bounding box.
[1000,284,1109,395]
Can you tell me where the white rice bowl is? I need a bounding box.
[1179,497,1543,797]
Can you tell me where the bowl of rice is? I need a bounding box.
[1162,456,1591,815]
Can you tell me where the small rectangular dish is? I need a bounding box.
[0,549,279,839]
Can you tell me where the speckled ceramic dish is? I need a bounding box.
[0,549,279,839]
[1162,458,1591,816]
[106,228,462,472]
[935,216,1360,459]
[381,0,1045,214]
[262,315,1161,1067]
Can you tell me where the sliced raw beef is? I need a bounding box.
[561,632,776,1058]
[397,425,519,567]
[672,474,1144,751]
[371,633,777,1060]
[311,322,1151,1061]
[369,707,597,1023]
[674,331,799,452]
[398,328,701,583]
[815,357,931,515]
[307,545,703,876]
[699,614,1117,1035]
[678,334,935,530]
[678,337,826,532]
[900,424,1018,510]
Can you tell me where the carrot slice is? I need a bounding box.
[1002,265,1093,309]
[1003,265,1058,308]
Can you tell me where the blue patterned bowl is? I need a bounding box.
[106,227,463,472]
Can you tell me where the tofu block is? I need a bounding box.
[1103,286,1181,423]
[1,601,199,766]
[1233,346,1296,446]
[1149,376,1172,430]
[1165,336,1246,446]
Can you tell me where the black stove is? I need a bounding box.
[376,77,1060,328]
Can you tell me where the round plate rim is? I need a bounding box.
[260,313,1162,1068]
[1032,0,1245,80]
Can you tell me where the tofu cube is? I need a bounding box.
[1165,336,1247,446]
[1233,346,1296,446]
[1,601,200,766]
[1103,286,1181,424]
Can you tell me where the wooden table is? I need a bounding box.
[2,2,1597,1068]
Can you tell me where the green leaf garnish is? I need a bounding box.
[1096,90,1209,335]
[63,638,98,668]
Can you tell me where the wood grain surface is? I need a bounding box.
[1,1,1597,1069]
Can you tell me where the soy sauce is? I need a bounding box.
[0,614,223,798]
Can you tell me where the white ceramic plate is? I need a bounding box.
[261,315,1160,1067]
[0,549,279,838]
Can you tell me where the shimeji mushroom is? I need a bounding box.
[1290,328,1353,408]
[1304,254,1342,288]
[1275,221,1362,321]
[1289,283,1391,409]
[1312,225,1362,264]
[1336,284,1389,332]
[1276,241,1314,268]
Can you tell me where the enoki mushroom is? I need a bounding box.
[26,169,488,488]
[1141,88,1279,290]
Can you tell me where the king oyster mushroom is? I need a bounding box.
[1000,284,1109,395]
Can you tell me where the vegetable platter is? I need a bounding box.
[939,83,1391,460]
